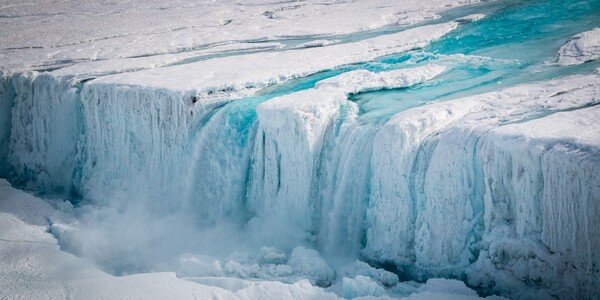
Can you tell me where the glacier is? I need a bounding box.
[1,0,600,299]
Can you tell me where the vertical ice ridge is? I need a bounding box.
[366,101,477,267]
[5,72,82,195]
[0,72,15,177]
[469,106,600,299]
[78,82,195,206]
[364,74,600,298]
[248,88,348,232]
[247,65,445,242]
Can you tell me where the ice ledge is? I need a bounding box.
[557,28,600,66]
[315,65,446,94]
[89,22,458,103]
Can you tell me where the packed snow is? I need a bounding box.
[557,28,600,66]
[0,0,479,72]
[89,21,458,100]
[1,0,600,299]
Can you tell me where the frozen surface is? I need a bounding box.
[90,21,458,100]
[1,0,600,299]
[557,28,600,65]
[315,65,446,94]
[0,0,478,72]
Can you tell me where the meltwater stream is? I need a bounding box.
[1,0,599,299]
[352,0,600,123]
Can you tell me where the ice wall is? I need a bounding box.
[0,72,13,177]
[469,106,600,299]
[2,72,82,194]
[77,82,194,206]
[363,74,600,298]
[1,21,460,227]
[0,72,196,205]
[247,66,445,245]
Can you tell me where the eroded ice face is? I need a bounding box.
[1,0,599,299]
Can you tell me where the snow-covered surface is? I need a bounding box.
[455,14,486,23]
[88,21,458,102]
[557,28,600,65]
[0,0,478,72]
[315,65,446,94]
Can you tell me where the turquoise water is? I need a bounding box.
[227,0,600,126]
[197,0,600,158]
[350,0,600,123]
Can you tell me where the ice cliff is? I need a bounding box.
[2,63,600,300]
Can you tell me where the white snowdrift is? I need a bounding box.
[92,22,458,100]
[557,28,600,65]
[0,0,479,71]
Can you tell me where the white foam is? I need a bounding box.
[0,179,343,300]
